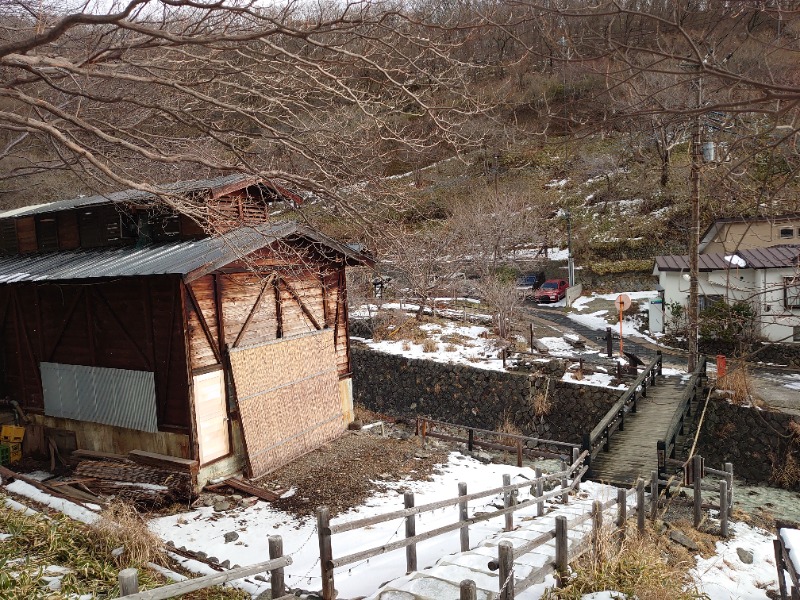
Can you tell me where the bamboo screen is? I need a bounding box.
[229,329,344,478]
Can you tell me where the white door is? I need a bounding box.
[193,370,230,464]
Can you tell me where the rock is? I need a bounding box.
[473,451,493,464]
[196,551,208,560]
[348,419,363,430]
[669,530,699,551]
[231,494,243,502]
[202,496,215,507]
[255,591,272,600]
[224,531,239,543]
[254,575,268,582]
[736,547,754,564]
[214,500,232,512]
[208,556,218,563]
[220,559,231,569]
[415,450,432,459]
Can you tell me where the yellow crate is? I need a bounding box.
[9,442,21,464]
[0,425,24,444]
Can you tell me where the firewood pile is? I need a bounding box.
[75,459,193,507]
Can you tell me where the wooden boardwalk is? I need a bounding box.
[590,375,687,487]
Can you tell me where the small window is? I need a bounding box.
[785,277,800,309]
[794,326,800,342]
[780,227,794,239]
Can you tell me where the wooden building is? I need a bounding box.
[0,175,372,486]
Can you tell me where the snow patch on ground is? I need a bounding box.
[3,480,100,524]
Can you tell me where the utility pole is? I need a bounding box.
[565,210,574,287]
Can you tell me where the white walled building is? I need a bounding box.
[653,245,800,343]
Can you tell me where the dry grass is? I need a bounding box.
[544,526,707,600]
[422,339,438,352]
[498,412,523,450]
[96,501,165,567]
[771,452,800,489]
[533,378,552,417]
[717,361,763,407]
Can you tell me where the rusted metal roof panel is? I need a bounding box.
[654,253,743,272]
[0,221,372,283]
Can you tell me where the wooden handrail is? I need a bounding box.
[658,356,707,470]
[418,417,580,450]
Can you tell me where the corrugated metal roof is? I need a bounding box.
[654,253,734,272]
[0,221,298,283]
[655,244,800,272]
[0,221,372,283]
[0,174,257,219]
[739,245,800,269]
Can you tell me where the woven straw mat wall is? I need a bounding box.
[229,329,344,478]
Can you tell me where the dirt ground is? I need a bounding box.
[256,415,449,517]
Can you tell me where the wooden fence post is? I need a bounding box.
[650,470,659,520]
[503,474,513,532]
[775,539,789,600]
[693,455,703,529]
[592,500,603,557]
[118,568,139,596]
[498,540,515,600]
[317,506,335,600]
[572,447,580,491]
[535,467,544,517]
[719,480,729,538]
[555,516,568,587]
[459,482,469,552]
[404,492,417,573]
[561,464,569,504]
[636,479,645,533]
[516,439,523,468]
[616,487,627,541]
[468,429,474,452]
[725,462,733,517]
[269,536,285,599]
[460,579,477,600]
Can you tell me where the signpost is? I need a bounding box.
[615,294,631,356]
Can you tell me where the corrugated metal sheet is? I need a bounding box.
[0,221,372,283]
[0,174,256,219]
[739,245,800,269]
[654,253,734,272]
[0,221,298,283]
[40,362,158,433]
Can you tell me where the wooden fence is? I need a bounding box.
[115,537,290,599]
[417,417,581,465]
[315,450,589,600]
[657,355,707,480]
[775,520,800,600]
[582,352,663,477]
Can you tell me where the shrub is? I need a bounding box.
[421,339,438,352]
[699,300,756,354]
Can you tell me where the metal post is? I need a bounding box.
[719,479,729,538]
[657,440,666,482]
[530,323,534,352]
[404,492,417,573]
[636,479,645,533]
[503,474,513,532]
[317,507,335,600]
[269,536,285,599]
[572,447,580,491]
[605,327,612,357]
[118,569,139,595]
[468,429,474,452]
[498,540,515,600]
[725,462,734,517]
[459,482,469,551]
[555,516,568,587]
[693,455,703,529]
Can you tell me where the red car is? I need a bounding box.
[534,279,569,303]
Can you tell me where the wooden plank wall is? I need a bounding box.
[185,264,350,376]
[0,276,191,432]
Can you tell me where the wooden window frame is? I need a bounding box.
[785,277,800,310]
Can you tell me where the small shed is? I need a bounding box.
[0,175,372,487]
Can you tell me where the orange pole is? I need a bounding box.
[717,355,726,379]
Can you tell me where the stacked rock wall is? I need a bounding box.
[351,347,621,445]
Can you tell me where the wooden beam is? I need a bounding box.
[319,274,330,326]
[274,276,283,339]
[232,274,275,348]
[280,278,322,330]
[213,274,227,353]
[184,282,222,364]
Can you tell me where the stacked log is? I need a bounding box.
[75,459,193,506]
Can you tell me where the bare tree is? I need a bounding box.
[0,0,495,227]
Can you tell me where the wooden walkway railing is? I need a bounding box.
[657,355,707,481]
[116,537,291,599]
[417,417,581,465]
[582,351,663,477]
[315,450,589,600]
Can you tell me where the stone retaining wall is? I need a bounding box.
[351,346,622,445]
[697,397,800,489]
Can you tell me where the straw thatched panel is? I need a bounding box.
[229,329,343,477]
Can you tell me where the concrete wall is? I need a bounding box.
[703,219,800,254]
[351,347,622,445]
[697,397,800,489]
